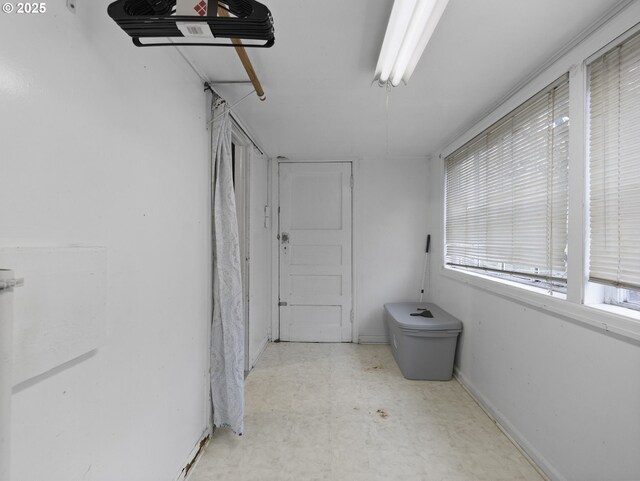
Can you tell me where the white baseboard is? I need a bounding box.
[454,367,561,481]
[176,428,212,481]
[358,334,389,344]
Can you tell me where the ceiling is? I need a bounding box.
[181,0,628,160]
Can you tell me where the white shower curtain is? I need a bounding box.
[210,98,244,435]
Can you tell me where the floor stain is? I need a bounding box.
[365,365,384,371]
[376,409,389,419]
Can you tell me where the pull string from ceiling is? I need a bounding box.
[386,82,391,159]
[371,78,392,159]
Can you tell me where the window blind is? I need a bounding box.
[445,75,570,287]
[589,30,640,290]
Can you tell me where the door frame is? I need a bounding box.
[230,127,252,371]
[270,159,360,343]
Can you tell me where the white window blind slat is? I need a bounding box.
[445,76,570,289]
[589,29,640,290]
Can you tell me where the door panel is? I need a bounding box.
[279,162,352,342]
[290,245,342,266]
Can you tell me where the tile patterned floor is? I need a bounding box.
[189,343,545,481]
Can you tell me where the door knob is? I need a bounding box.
[281,232,289,244]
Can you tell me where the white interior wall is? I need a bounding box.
[356,158,429,343]
[434,275,640,481]
[3,1,637,480]
[1,3,211,481]
[425,6,640,480]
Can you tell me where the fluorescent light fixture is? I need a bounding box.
[374,0,450,87]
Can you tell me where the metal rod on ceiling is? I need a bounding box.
[210,81,253,85]
[218,5,266,101]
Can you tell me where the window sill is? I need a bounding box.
[441,266,640,343]
[443,266,566,299]
[588,303,640,322]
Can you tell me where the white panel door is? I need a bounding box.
[279,162,352,342]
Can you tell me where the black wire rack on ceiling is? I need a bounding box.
[107,0,275,48]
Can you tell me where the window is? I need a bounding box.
[603,286,640,312]
[445,75,570,293]
[588,29,640,309]
[441,18,640,337]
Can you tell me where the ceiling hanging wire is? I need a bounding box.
[172,42,209,83]
[385,83,391,159]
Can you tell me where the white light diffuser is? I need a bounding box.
[374,0,450,87]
